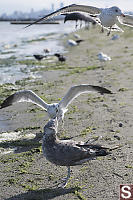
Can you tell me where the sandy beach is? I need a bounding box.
[0,24,133,200]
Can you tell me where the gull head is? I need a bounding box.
[44,118,58,135]
[110,6,125,17]
[47,103,59,119]
[97,52,104,57]
[97,52,105,59]
[47,103,66,121]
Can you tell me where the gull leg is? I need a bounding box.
[61,119,65,132]
[107,27,111,36]
[101,26,104,33]
[58,166,71,188]
[85,136,101,144]
[80,21,82,28]
[62,118,64,127]
[75,21,78,29]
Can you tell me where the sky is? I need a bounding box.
[0,0,133,14]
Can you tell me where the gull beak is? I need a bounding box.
[121,13,125,17]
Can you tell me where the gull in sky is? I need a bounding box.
[25,4,133,35]
[0,84,112,121]
[42,118,120,187]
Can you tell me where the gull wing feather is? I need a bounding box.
[111,24,124,32]
[54,139,109,166]
[0,90,49,110]
[118,14,133,27]
[25,4,101,28]
[59,84,112,109]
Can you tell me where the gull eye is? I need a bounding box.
[115,9,118,12]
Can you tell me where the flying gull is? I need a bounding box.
[24,4,133,35]
[42,118,120,187]
[0,84,112,121]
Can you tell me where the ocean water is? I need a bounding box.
[0,21,74,84]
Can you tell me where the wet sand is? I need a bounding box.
[0,25,133,200]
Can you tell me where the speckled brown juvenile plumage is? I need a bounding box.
[42,118,116,187]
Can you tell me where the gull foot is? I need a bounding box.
[107,31,111,36]
[57,177,69,188]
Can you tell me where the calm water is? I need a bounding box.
[0,21,74,84]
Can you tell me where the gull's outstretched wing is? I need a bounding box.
[0,90,49,110]
[118,14,133,27]
[25,4,101,28]
[59,84,112,109]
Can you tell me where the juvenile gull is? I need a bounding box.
[24,4,133,35]
[0,84,112,121]
[42,118,119,187]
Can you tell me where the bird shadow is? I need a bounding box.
[0,127,100,155]
[5,186,79,200]
[0,131,43,154]
[0,128,87,155]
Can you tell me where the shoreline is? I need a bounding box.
[0,22,73,85]
[0,25,133,199]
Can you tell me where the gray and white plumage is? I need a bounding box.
[24,4,133,35]
[97,52,111,62]
[0,84,112,121]
[67,39,78,46]
[67,39,84,46]
[73,33,80,39]
[42,118,119,187]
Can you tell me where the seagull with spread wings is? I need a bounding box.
[24,4,133,35]
[0,84,112,121]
